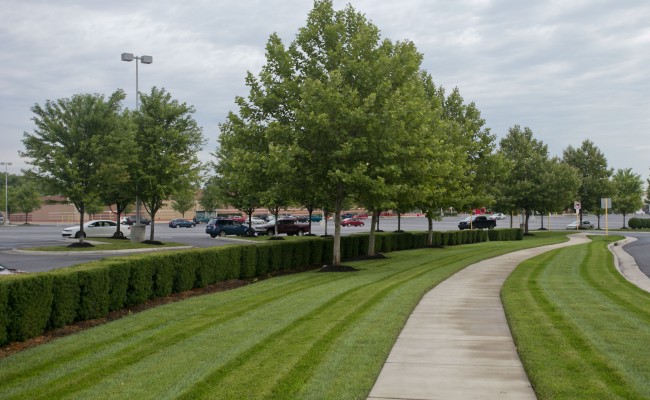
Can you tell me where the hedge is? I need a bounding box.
[628,218,650,229]
[0,228,519,346]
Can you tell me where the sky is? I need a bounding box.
[1,0,649,182]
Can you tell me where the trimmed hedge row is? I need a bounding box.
[0,229,521,345]
[628,218,650,229]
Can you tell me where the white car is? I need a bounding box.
[489,213,506,220]
[250,216,266,224]
[566,220,594,230]
[62,220,131,238]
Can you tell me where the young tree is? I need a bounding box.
[171,189,197,218]
[98,111,137,238]
[21,90,126,243]
[612,168,644,228]
[536,158,580,229]
[9,181,42,224]
[562,140,613,224]
[198,177,222,218]
[498,125,549,234]
[132,87,205,241]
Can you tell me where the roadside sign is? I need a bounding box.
[574,201,581,210]
[601,198,611,209]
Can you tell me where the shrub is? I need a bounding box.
[76,267,110,321]
[48,271,79,329]
[5,274,54,342]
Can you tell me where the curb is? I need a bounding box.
[8,246,193,256]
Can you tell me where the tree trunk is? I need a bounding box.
[333,187,343,266]
[397,213,402,231]
[427,215,433,246]
[149,210,156,241]
[524,209,530,235]
[368,212,378,256]
[78,204,85,244]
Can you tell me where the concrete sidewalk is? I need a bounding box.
[367,234,591,400]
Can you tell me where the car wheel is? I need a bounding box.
[218,230,227,237]
[361,223,365,226]
[267,229,275,236]
[210,234,216,238]
[298,230,304,236]
[75,231,86,238]
[113,231,124,238]
[245,229,255,237]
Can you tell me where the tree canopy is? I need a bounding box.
[21,90,127,241]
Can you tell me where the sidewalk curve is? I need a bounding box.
[367,234,590,400]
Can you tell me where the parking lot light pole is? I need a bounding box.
[1,162,11,225]
[121,53,152,241]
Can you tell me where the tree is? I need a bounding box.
[536,158,580,229]
[132,87,205,241]
[612,168,644,228]
[198,177,222,217]
[562,140,613,225]
[21,90,126,243]
[9,181,41,224]
[217,1,432,261]
[498,125,549,234]
[171,189,197,218]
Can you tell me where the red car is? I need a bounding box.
[342,217,365,227]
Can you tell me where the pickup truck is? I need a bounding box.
[254,218,311,236]
[458,215,496,230]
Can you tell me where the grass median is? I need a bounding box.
[1,232,569,400]
[503,235,650,399]
[25,238,188,252]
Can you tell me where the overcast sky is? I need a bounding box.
[2,0,649,183]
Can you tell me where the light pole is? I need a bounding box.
[0,162,11,226]
[121,53,152,241]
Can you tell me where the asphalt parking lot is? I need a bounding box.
[0,214,648,273]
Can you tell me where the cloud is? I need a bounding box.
[1,0,649,180]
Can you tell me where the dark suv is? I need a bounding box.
[458,215,496,230]
[122,215,151,225]
[205,218,255,238]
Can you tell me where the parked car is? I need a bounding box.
[458,215,496,230]
[342,217,365,227]
[62,220,131,238]
[122,215,151,226]
[169,218,196,228]
[250,216,266,224]
[566,220,594,230]
[205,218,255,237]
[193,215,212,224]
[254,218,311,236]
[490,213,506,220]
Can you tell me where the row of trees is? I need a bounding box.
[21,87,205,242]
[211,1,646,266]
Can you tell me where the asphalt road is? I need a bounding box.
[0,214,648,273]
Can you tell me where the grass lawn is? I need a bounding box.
[25,238,188,252]
[0,233,569,399]
[503,235,650,399]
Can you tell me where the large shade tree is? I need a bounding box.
[216,0,434,263]
[21,90,127,242]
[132,87,205,241]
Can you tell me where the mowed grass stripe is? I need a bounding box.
[1,233,571,400]
[503,236,650,399]
[0,273,355,399]
[176,251,448,399]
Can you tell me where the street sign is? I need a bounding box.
[574,201,581,210]
[601,198,612,209]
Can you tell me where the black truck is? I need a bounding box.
[458,215,496,230]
